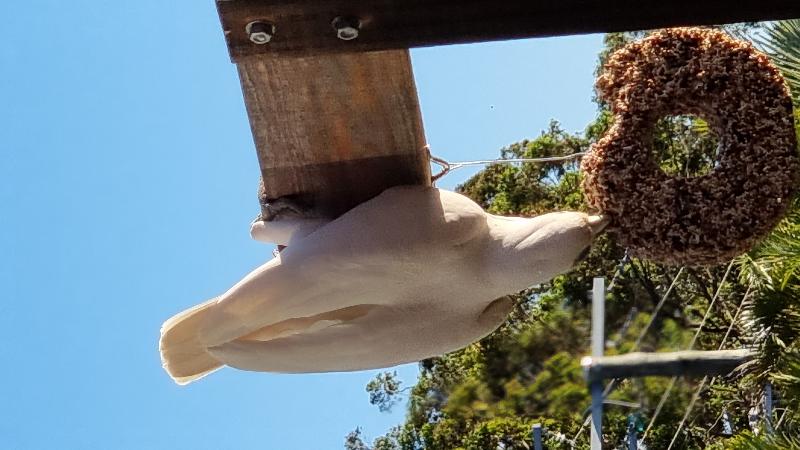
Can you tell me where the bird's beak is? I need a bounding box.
[574,215,609,265]
[587,214,610,238]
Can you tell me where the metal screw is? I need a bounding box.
[332,16,361,41]
[246,21,275,45]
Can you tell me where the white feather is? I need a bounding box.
[159,186,606,383]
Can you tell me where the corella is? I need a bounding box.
[160,186,607,384]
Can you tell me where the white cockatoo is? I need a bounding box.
[160,186,608,384]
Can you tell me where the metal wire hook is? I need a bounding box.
[428,148,587,184]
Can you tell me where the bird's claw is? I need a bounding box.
[261,197,311,222]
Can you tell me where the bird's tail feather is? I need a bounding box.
[160,297,223,385]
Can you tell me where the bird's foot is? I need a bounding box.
[251,197,330,246]
[260,196,315,222]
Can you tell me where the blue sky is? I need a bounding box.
[0,1,601,448]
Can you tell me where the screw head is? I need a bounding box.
[332,16,361,41]
[246,21,275,45]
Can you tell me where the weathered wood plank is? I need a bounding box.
[582,349,754,383]
[238,49,430,217]
[217,0,800,59]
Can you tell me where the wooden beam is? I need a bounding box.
[238,49,430,218]
[217,0,800,59]
[582,349,754,383]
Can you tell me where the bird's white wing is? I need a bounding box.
[201,186,491,347]
[162,186,509,383]
[197,252,386,348]
[207,297,516,374]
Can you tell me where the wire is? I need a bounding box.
[633,267,686,350]
[642,377,679,440]
[429,151,587,182]
[666,282,753,449]
[776,407,791,430]
[607,250,631,291]
[688,261,734,349]
[641,260,735,443]
[667,377,708,448]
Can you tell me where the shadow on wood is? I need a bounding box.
[218,0,800,58]
[238,50,430,218]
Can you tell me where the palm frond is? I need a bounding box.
[726,432,800,450]
[755,20,800,103]
[739,198,800,285]
[735,196,800,379]
[774,353,800,404]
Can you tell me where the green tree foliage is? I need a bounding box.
[345,428,371,450]
[367,371,406,413]
[351,22,800,450]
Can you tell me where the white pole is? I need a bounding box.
[765,382,774,435]
[627,420,638,450]
[532,423,543,450]
[592,278,606,357]
[722,409,733,436]
[591,277,605,450]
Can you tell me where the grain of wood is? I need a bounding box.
[237,49,430,217]
[217,0,800,58]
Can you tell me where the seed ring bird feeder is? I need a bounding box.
[581,28,799,265]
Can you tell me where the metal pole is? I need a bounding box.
[591,277,605,450]
[765,382,774,435]
[627,417,638,450]
[584,349,753,382]
[532,423,543,450]
[722,409,733,436]
[592,278,605,357]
